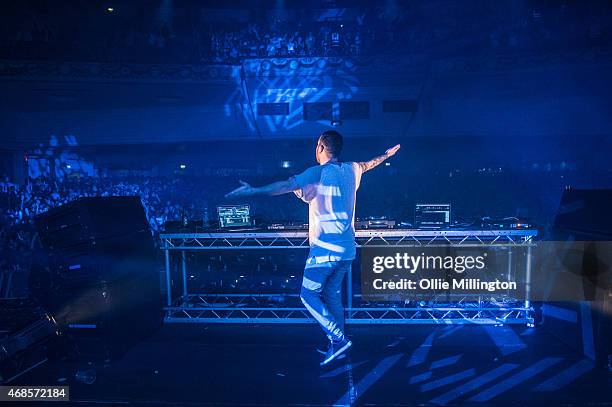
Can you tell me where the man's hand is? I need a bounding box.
[225,180,256,199]
[225,178,298,199]
[385,144,401,157]
[359,143,401,173]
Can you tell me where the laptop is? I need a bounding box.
[217,205,256,230]
[415,204,451,229]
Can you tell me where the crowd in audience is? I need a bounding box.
[205,7,612,63]
[1,3,610,64]
[1,175,207,233]
[208,22,365,61]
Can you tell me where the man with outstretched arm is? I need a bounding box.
[226,130,400,366]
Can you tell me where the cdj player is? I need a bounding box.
[355,217,396,229]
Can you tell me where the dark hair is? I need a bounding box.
[318,130,343,157]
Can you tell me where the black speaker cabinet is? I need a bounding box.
[548,189,612,368]
[31,196,162,360]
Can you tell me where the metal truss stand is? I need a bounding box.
[161,230,536,325]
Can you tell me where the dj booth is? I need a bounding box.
[160,229,537,325]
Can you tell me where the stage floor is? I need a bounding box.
[16,324,612,406]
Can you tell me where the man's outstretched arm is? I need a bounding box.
[225,178,298,199]
[358,144,401,173]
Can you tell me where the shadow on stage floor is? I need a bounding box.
[15,323,612,406]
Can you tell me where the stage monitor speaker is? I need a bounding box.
[31,196,162,360]
[34,196,155,285]
[548,188,612,368]
[36,196,150,251]
[553,188,612,240]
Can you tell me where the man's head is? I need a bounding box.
[316,130,343,164]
